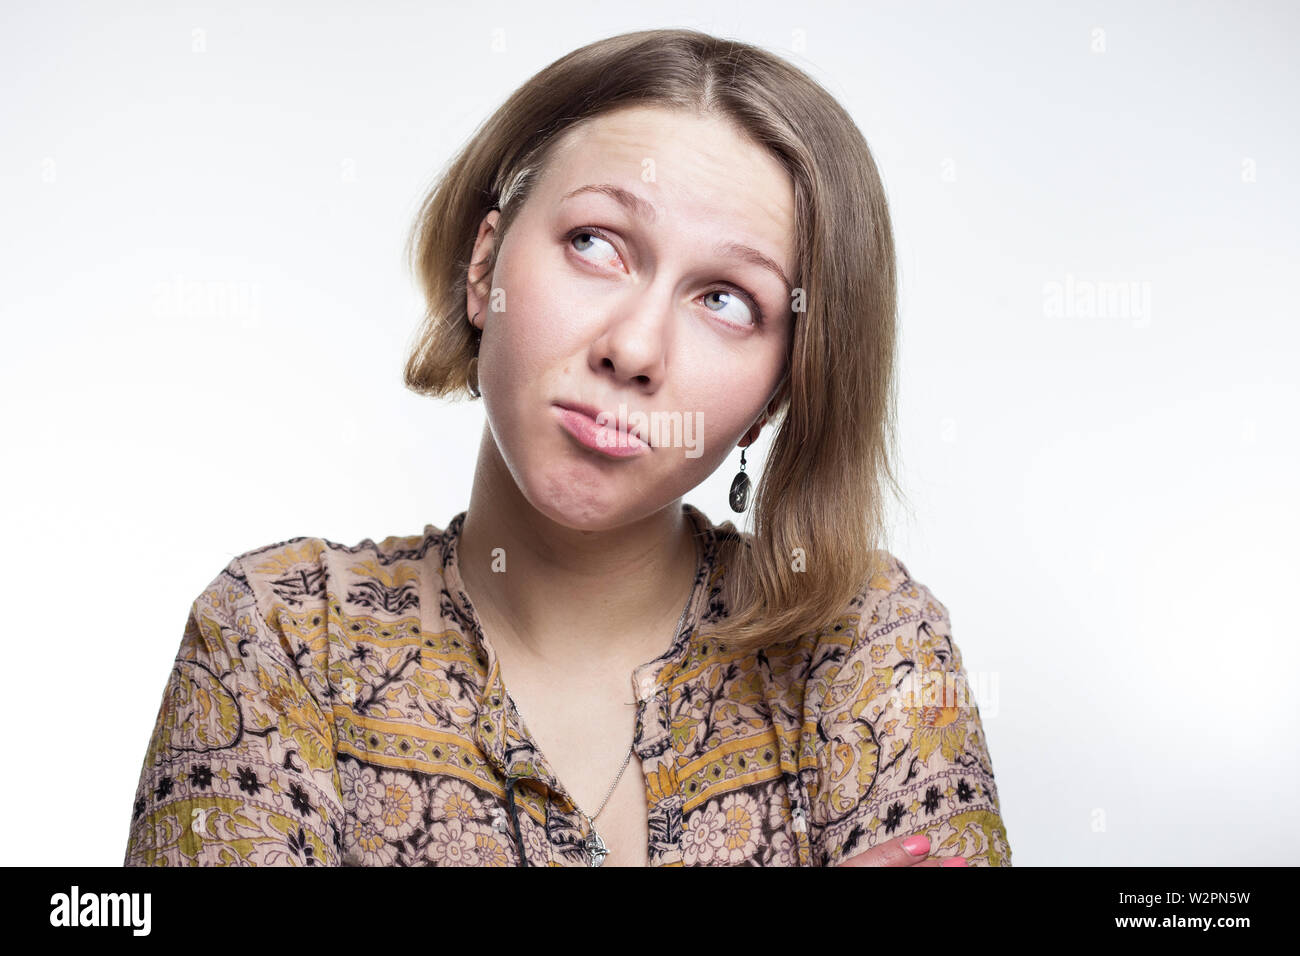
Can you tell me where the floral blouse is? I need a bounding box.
[123,503,1012,866]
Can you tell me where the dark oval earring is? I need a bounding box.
[467,311,482,398]
[467,357,481,398]
[729,447,750,513]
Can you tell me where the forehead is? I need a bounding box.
[538,106,796,278]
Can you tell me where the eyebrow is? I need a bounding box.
[560,183,793,293]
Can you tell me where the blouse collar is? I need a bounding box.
[435,503,719,808]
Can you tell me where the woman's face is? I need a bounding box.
[466,104,796,531]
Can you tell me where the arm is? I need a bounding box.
[124,557,345,866]
[808,567,1012,867]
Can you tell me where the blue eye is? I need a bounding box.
[565,226,765,328]
[570,231,620,265]
[701,290,757,327]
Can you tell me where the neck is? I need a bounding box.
[456,429,699,672]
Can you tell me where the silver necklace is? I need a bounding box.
[505,561,697,867]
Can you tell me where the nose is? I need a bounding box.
[588,283,674,389]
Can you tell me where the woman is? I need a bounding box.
[124,28,1011,867]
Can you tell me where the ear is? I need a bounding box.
[465,208,501,331]
[738,418,764,448]
[738,369,789,448]
[766,365,791,415]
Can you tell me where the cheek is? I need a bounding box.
[675,382,769,464]
[481,254,592,375]
[475,264,595,465]
[478,285,563,394]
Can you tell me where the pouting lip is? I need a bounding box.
[552,400,652,449]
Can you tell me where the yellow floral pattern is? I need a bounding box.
[807,578,1011,866]
[124,505,1011,866]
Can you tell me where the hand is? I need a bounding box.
[836,832,969,867]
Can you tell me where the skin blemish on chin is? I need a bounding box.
[542,468,606,525]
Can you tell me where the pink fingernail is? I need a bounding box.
[940,857,968,867]
[901,835,929,856]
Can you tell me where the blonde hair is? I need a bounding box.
[404,28,905,654]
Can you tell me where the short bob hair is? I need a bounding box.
[404,28,904,655]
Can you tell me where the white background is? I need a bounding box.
[1,0,1296,866]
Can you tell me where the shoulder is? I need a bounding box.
[847,552,953,653]
[222,524,448,624]
[186,524,449,704]
[799,551,950,681]
[790,552,966,743]
[746,552,947,711]
[231,525,444,584]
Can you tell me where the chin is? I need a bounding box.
[516,467,653,532]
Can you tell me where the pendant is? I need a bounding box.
[584,825,610,867]
[729,470,751,513]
